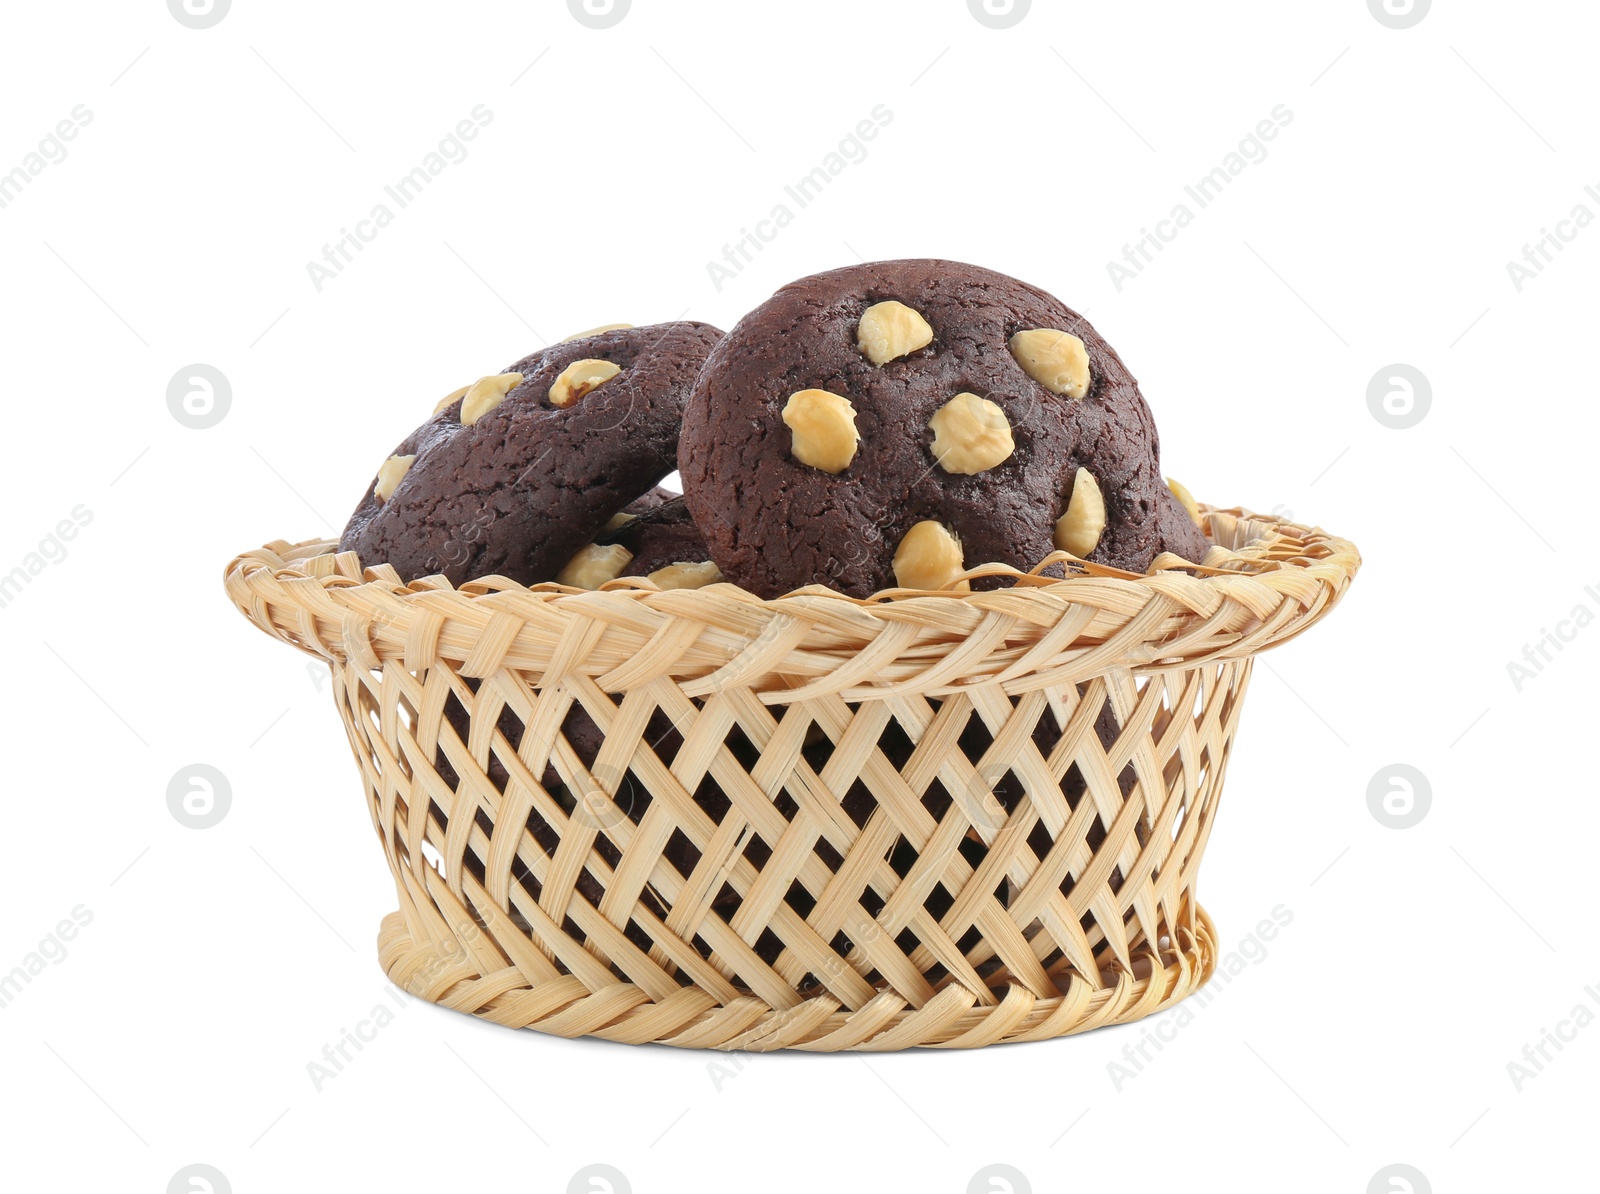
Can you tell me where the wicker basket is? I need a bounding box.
[225,507,1357,1051]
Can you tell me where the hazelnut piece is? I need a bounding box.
[928,392,1014,475]
[549,358,621,408]
[649,561,723,590]
[892,520,970,591]
[1054,467,1106,557]
[373,454,416,503]
[555,544,633,589]
[1167,477,1202,526]
[1009,328,1091,398]
[857,300,934,365]
[782,388,860,473]
[459,372,525,426]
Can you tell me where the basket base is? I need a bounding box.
[376,904,1218,1052]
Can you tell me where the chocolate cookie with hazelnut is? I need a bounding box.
[339,321,724,586]
[677,260,1206,598]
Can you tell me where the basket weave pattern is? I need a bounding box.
[226,509,1357,1050]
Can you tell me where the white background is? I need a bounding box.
[1,1,1594,1191]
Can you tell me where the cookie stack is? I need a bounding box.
[339,259,1208,600]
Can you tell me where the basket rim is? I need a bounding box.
[224,504,1359,700]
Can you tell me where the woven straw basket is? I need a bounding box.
[225,507,1357,1051]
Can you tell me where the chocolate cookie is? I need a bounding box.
[339,321,723,586]
[614,485,677,521]
[596,496,719,586]
[678,260,1207,598]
